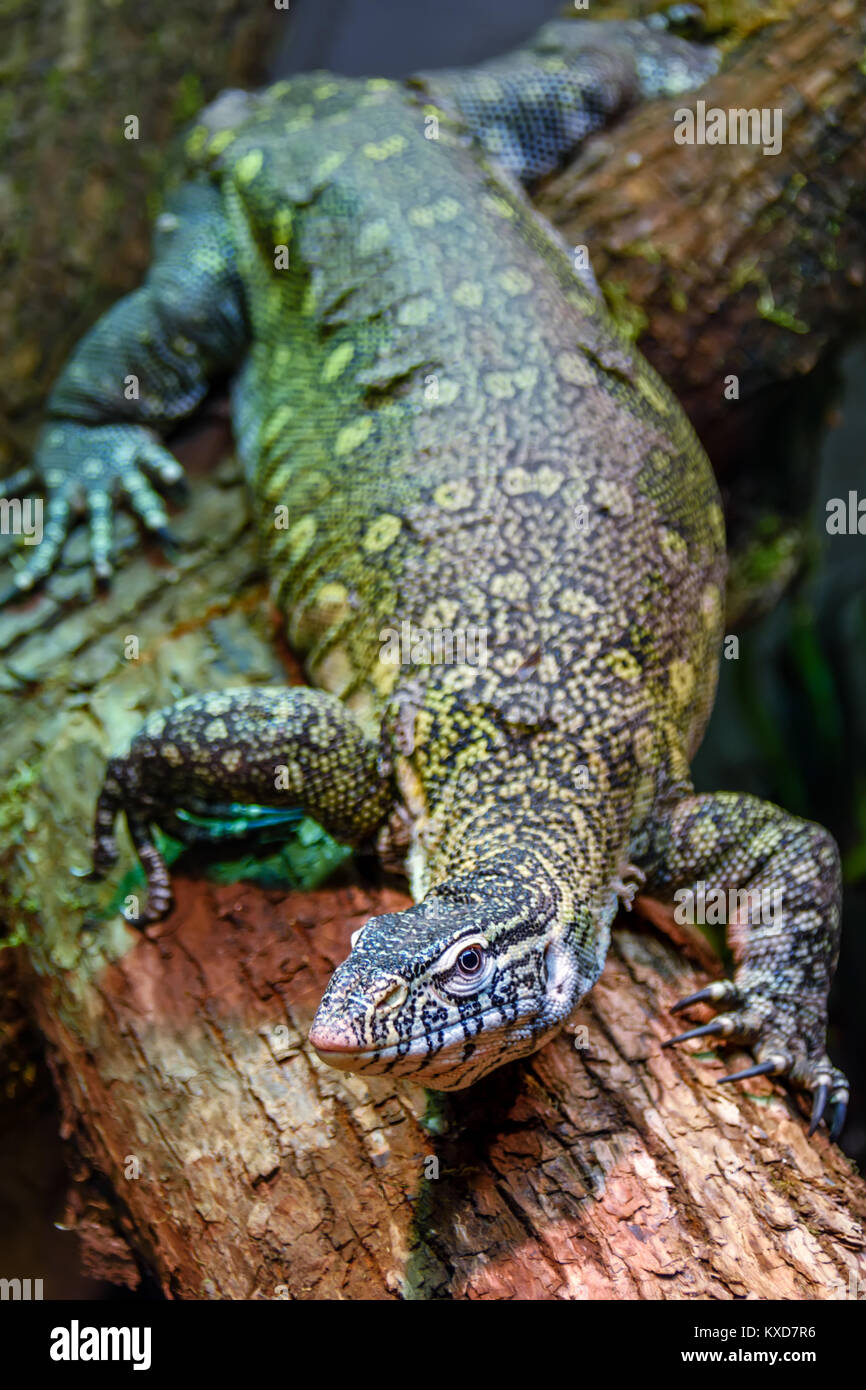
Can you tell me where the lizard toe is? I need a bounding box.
[699,1004,850,1143]
[669,979,740,1015]
[662,1008,748,1049]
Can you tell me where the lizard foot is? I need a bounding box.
[663,982,849,1142]
[612,861,646,912]
[92,753,174,923]
[2,422,185,602]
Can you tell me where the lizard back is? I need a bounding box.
[204,75,725,797]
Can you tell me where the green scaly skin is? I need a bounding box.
[3,18,848,1135]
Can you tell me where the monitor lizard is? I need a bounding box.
[2,14,848,1137]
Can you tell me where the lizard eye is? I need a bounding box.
[457,946,483,976]
[435,937,493,998]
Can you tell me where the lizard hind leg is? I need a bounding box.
[91,686,394,924]
[646,791,849,1141]
[91,756,173,923]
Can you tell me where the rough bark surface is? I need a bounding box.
[3,0,866,1303]
[18,877,866,1301]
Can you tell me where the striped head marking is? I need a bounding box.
[308,880,584,1089]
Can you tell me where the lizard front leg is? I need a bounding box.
[643,792,847,1139]
[93,687,393,922]
[2,181,247,601]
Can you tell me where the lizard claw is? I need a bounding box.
[662,1017,733,1048]
[151,525,181,561]
[663,982,849,1142]
[808,1081,831,1136]
[670,980,739,1014]
[718,1058,784,1085]
[612,861,646,912]
[829,1089,849,1143]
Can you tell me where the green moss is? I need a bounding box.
[0,761,35,834]
[172,72,205,127]
[87,814,351,926]
[729,260,809,333]
[202,817,351,893]
[756,288,808,334]
[730,256,761,294]
[618,237,664,266]
[0,923,29,951]
[0,765,37,944]
[733,521,798,586]
[419,1092,452,1136]
[600,278,649,343]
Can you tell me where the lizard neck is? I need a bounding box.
[401,717,635,930]
[410,749,629,1020]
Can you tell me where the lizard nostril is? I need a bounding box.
[372,978,408,1013]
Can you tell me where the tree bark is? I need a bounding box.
[4,0,866,1302]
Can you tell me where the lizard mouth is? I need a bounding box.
[309,1011,558,1088]
[309,1033,436,1068]
[309,1041,400,1070]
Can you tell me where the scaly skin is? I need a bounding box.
[3,17,847,1134]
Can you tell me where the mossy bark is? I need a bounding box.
[0,0,279,467]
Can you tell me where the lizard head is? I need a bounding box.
[309,876,602,1089]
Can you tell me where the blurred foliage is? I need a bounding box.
[695,341,866,1160]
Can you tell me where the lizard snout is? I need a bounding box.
[308,970,408,1063]
[307,1013,359,1056]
